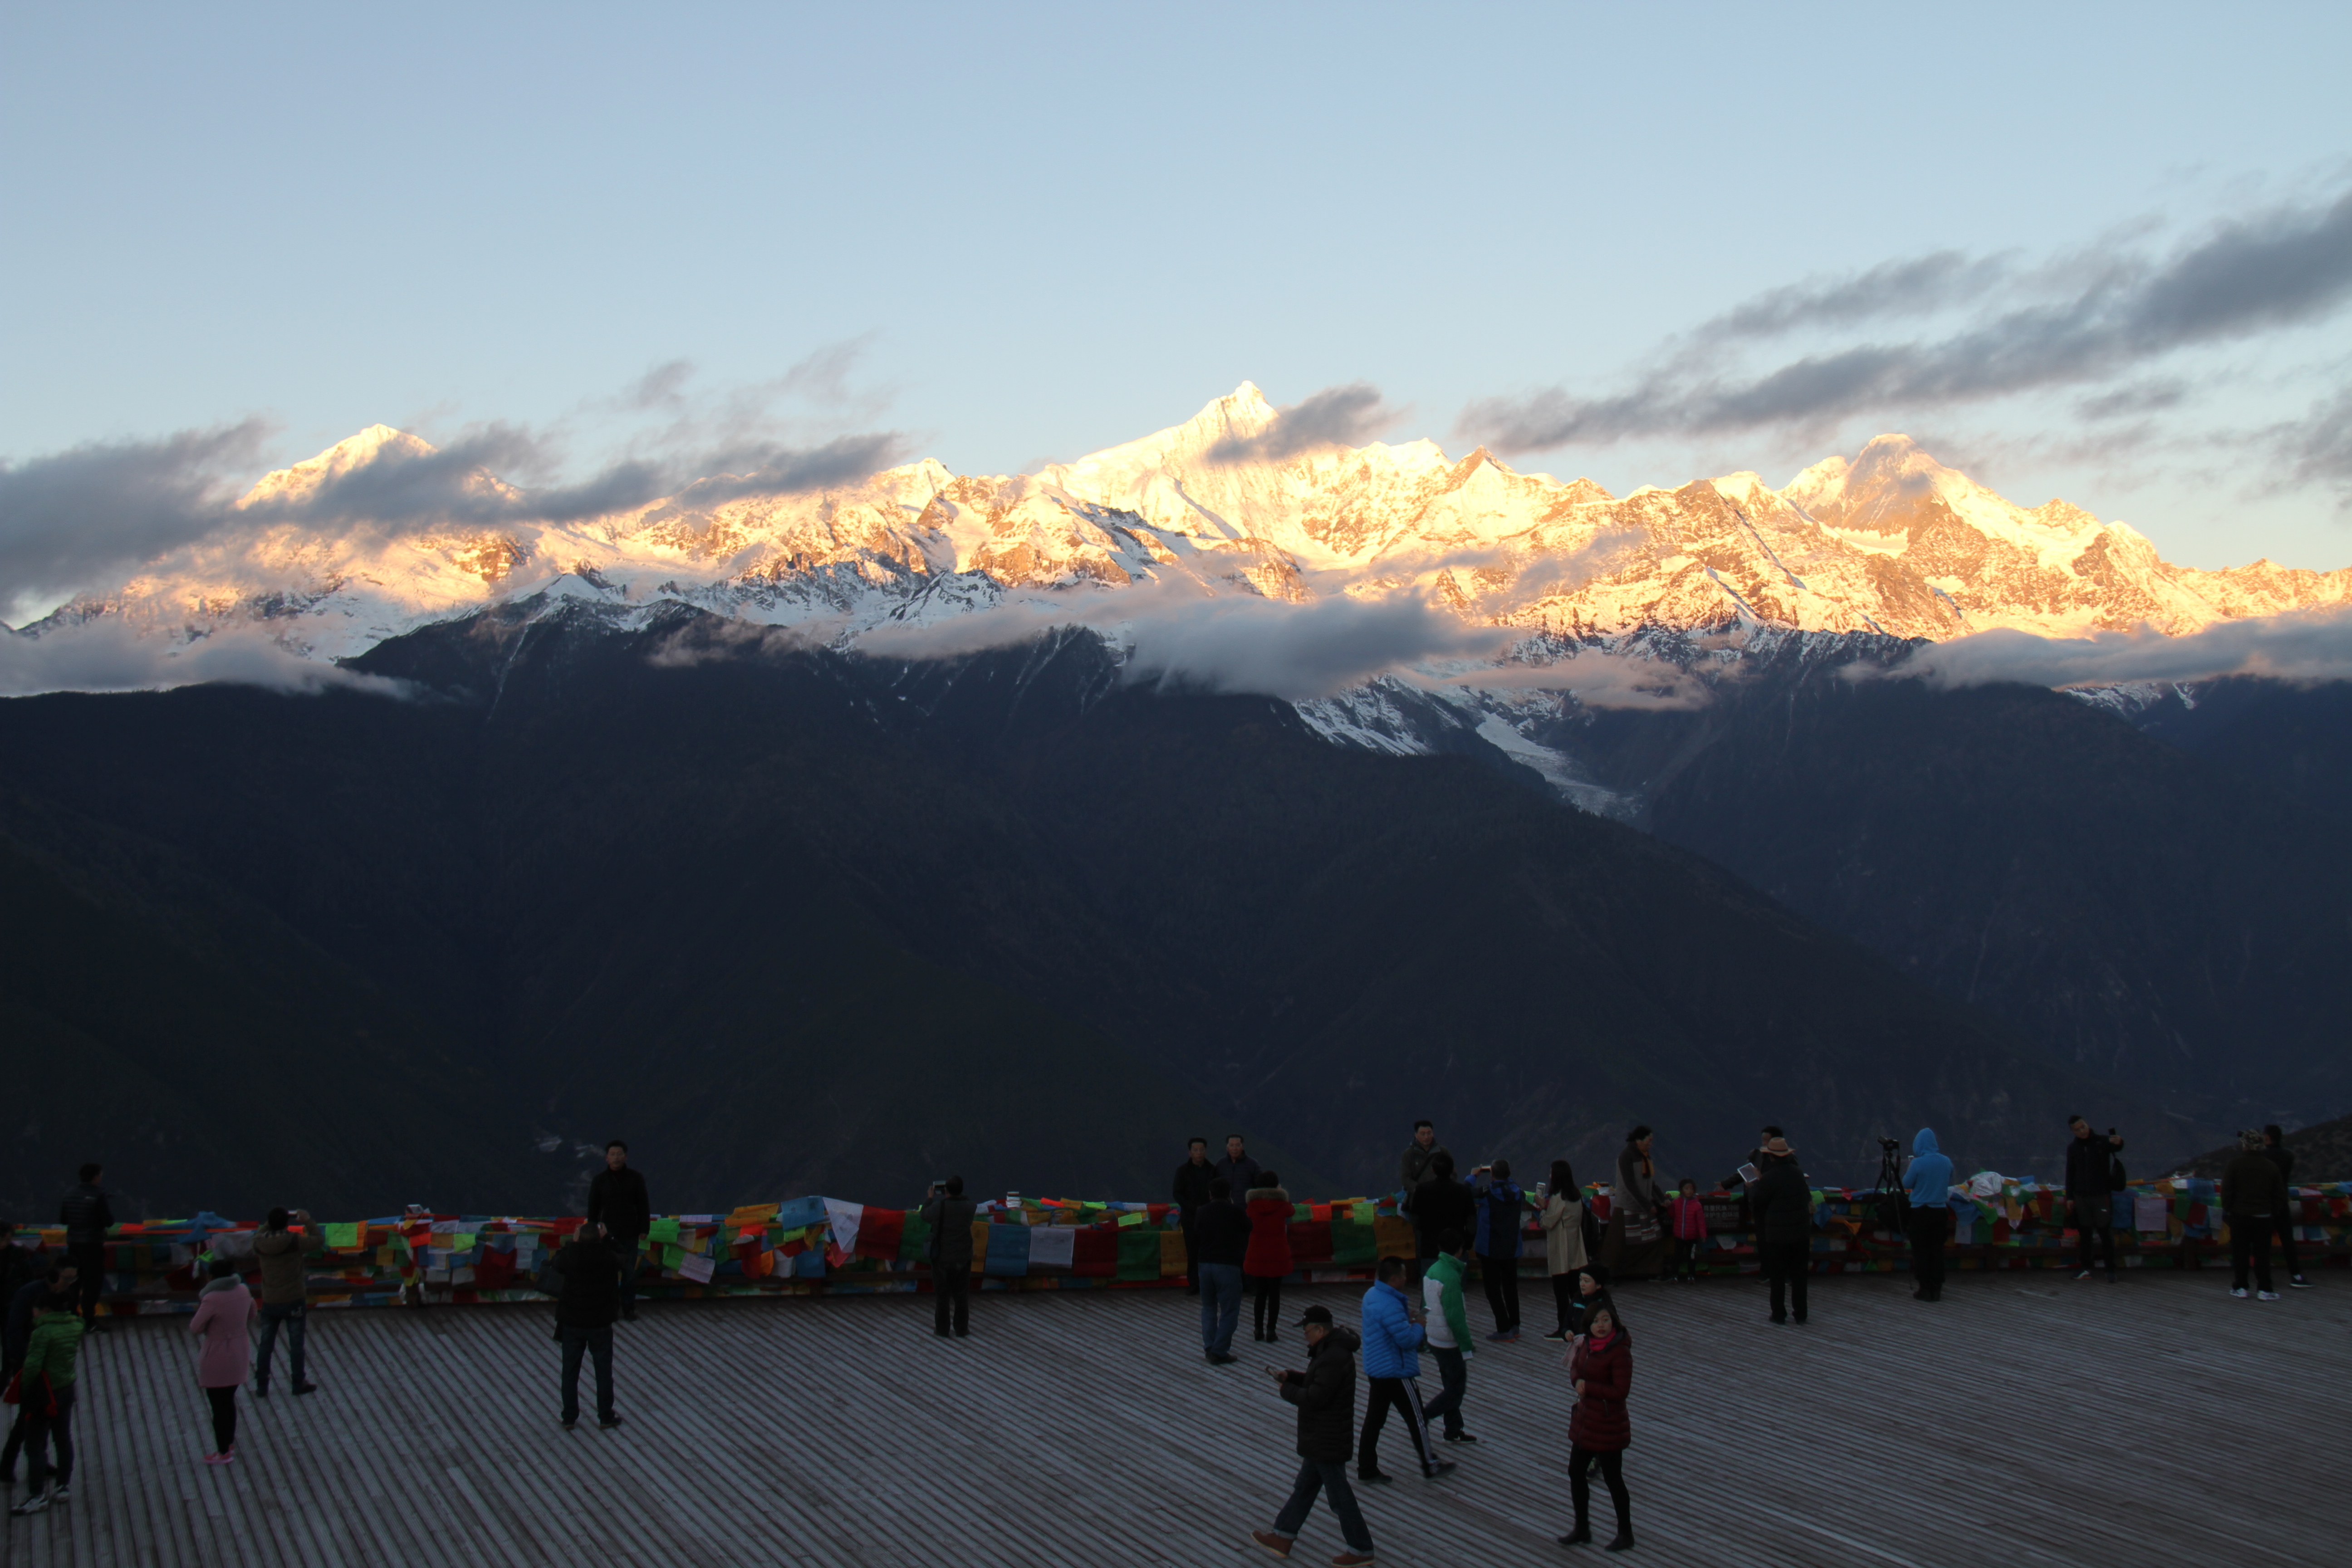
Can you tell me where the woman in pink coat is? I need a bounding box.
[187,1258,258,1465]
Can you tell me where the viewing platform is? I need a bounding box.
[4,1271,2343,1568]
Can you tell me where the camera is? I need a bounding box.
[1877,1136,1900,1152]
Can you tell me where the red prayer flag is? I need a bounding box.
[856,1209,906,1260]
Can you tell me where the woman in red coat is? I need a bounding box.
[1243,1173,1295,1343]
[1562,1302,1634,1550]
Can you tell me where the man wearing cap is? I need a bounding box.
[1250,1303,1374,1566]
[1745,1136,1813,1326]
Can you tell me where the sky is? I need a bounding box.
[5,0,2351,616]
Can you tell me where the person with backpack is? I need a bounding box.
[57,1166,112,1332]
[1558,1300,1635,1551]
[1243,1172,1295,1344]
[586,1142,651,1322]
[1746,1137,1813,1324]
[1902,1129,1956,1302]
[547,1222,624,1429]
[920,1177,979,1338]
[4,1290,82,1515]
[1471,1159,1527,1340]
[2260,1126,2313,1289]
[1538,1159,1590,1341]
[251,1208,321,1398]
[1247,1303,1374,1567]
[189,1257,258,1465]
[2063,1117,2127,1284]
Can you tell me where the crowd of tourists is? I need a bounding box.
[0,1118,2319,1563]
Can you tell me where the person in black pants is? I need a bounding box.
[1745,1137,1813,1324]
[547,1223,623,1430]
[2063,1116,2126,1283]
[2261,1126,2313,1289]
[586,1142,651,1322]
[1,1263,73,1482]
[921,1177,980,1337]
[1172,1138,1215,1296]
[58,1165,113,1332]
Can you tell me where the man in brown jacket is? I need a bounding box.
[252,1208,320,1396]
[2221,1132,2287,1302]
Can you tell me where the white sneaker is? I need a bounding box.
[50,1485,69,1504]
[8,1490,50,1517]
[2073,1269,2092,1281]
[2258,1290,2282,1301]
[2230,1287,2249,1298]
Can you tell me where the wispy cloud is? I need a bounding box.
[0,619,411,698]
[1870,603,2352,689]
[1457,186,2352,460]
[1205,382,1397,464]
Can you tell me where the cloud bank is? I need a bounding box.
[1206,382,1397,464]
[1875,603,2352,690]
[0,620,411,699]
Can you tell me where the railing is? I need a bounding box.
[14,1178,2345,1315]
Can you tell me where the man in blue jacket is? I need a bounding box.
[1903,1129,1956,1303]
[1354,1255,1453,1484]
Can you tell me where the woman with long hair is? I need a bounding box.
[1538,1158,1588,1340]
[1243,1171,1295,1343]
[1560,1300,1635,1550]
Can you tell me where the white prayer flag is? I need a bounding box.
[822,1199,864,1258]
[1027,1225,1076,1270]
[678,1253,716,1283]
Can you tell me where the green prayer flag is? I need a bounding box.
[649,1218,681,1243]
[1115,1228,1163,1281]
[324,1222,360,1250]
[1332,1219,1377,1268]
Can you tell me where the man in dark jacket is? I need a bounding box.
[1249,1304,1374,1567]
[921,1176,980,1338]
[2260,1126,2313,1289]
[586,1142,651,1322]
[1399,1120,1448,1284]
[1215,1135,1264,1203]
[2221,1131,2287,1300]
[1172,1137,1216,1296]
[1410,1150,1474,1287]
[2,1263,73,1482]
[548,1223,623,1430]
[1195,1178,1251,1363]
[59,1165,112,1331]
[2063,1117,2126,1284]
[1746,1138,1813,1325]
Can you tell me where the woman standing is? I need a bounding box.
[1243,1172,1295,1343]
[1560,1302,1635,1551]
[1538,1160,1588,1340]
[188,1258,258,1465]
[1603,1127,1668,1281]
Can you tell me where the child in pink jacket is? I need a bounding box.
[1666,1180,1709,1282]
[188,1258,258,1465]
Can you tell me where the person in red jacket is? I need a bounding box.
[1243,1173,1295,1343]
[1560,1302,1635,1551]
[1665,1179,1707,1282]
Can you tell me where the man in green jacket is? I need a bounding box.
[1419,1230,1478,1445]
[6,1293,82,1516]
[252,1208,321,1397]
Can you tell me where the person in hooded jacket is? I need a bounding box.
[1902,1129,1956,1302]
[2260,1125,2312,1289]
[1243,1173,1295,1344]
[1248,1303,1374,1567]
[1746,1137,1813,1324]
[1538,1159,1589,1340]
[1471,1159,1527,1340]
[1559,1300,1635,1551]
[2221,1130,2287,1300]
[1355,1255,1451,1484]
[188,1257,258,1464]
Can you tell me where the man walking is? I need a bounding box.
[2260,1126,2313,1289]
[921,1177,979,1337]
[1399,1121,1447,1284]
[1196,1178,1250,1364]
[58,1165,112,1331]
[1216,1135,1264,1200]
[1472,1159,1526,1340]
[1421,1229,1478,1445]
[2063,1117,2126,1284]
[1249,1304,1374,1567]
[2222,1131,2286,1301]
[1357,1255,1451,1484]
[2,1263,73,1486]
[1173,1137,1216,1296]
[1902,1129,1955,1302]
[1746,1137,1813,1324]
[548,1221,623,1430]
[252,1208,321,1397]
[586,1141,651,1322]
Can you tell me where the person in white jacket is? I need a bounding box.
[1538,1158,1588,1341]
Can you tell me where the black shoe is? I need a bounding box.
[1265,1331,1280,1343]
[1541,1327,1568,1341]
[253,1385,270,1399]
[1184,1287,1200,1297]
[1423,1461,1456,1479]
[954,1328,970,1337]
[1768,1313,1787,1324]
[1558,1524,1591,1545]
[1604,1529,1635,1551]
[1357,1471,1392,1486]
[597,1414,622,1431]
[559,1418,577,1431]
[933,1329,951,1338]
[1443,1430,1477,1443]
[1912,1289,1930,1301]
[292,1382,318,1396]
[1792,1316,1807,1325]
[1208,1352,1239,1365]
[620,1308,638,1322]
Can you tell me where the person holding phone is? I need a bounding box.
[1247,1304,1374,1567]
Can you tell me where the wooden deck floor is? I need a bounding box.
[1,1271,2343,1568]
